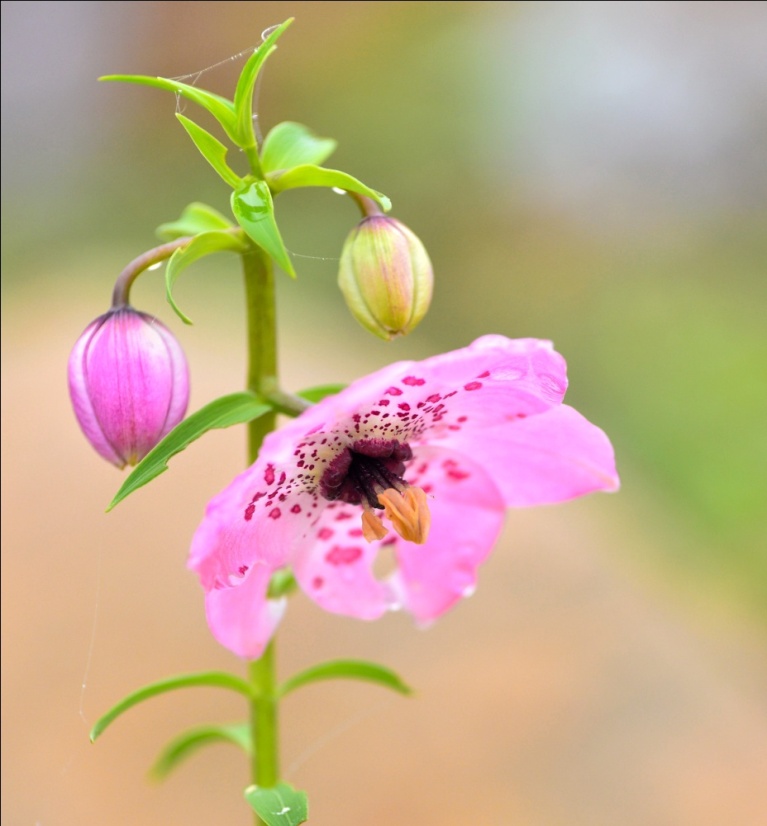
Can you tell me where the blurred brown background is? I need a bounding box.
[2,2,766,824]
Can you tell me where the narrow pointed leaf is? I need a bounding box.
[244,783,308,826]
[165,230,249,324]
[231,180,295,276]
[278,659,413,698]
[176,114,242,188]
[233,19,294,150]
[296,383,347,404]
[90,672,252,743]
[261,122,337,174]
[157,202,233,241]
[151,723,250,781]
[108,393,271,509]
[99,74,238,142]
[267,165,391,212]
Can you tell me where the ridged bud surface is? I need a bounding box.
[68,307,190,467]
[338,215,433,340]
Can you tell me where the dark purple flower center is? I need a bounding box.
[319,438,413,508]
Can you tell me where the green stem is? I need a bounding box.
[266,388,312,418]
[111,227,246,308]
[244,144,264,180]
[249,642,279,788]
[347,191,383,219]
[242,247,278,461]
[111,236,193,308]
[241,245,280,825]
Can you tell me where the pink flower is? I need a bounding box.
[189,336,619,659]
[68,306,189,468]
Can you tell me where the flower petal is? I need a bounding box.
[389,445,506,623]
[450,404,620,506]
[356,336,562,417]
[151,317,190,438]
[292,502,395,620]
[204,561,286,659]
[189,460,313,583]
[401,335,568,404]
[188,458,321,660]
[292,445,505,624]
[268,337,569,465]
[67,316,124,466]
[86,311,176,461]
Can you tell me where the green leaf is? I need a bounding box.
[278,659,413,698]
[108,393,271,510]
[151,723,250,781]
[165,230,248,324]
[99,74,238,143]
[261,122,337,174]
[296,383,347,404]
[244,783,308,826]
[231,180,295,276]
[90,672,252,743]
[156,202,233,241]
[233,19,294,150]
[267,164,391,212]
[176,114,242,188]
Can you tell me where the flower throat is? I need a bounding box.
[319,439,431,545]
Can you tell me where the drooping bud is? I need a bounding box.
[337,215,433,340]
[68,306,189,468]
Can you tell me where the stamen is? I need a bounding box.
[377,487,431,544]
[361,507,388,542]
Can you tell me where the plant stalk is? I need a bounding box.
[242,246,278,461]
[248,642,279,789]
[242,245,280,824]
[111,237,193,308]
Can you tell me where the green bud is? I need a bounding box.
[337,215,433,340]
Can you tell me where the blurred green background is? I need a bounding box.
[3,3,766,825]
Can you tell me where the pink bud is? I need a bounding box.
[68,307,190,468]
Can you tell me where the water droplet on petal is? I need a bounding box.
[449,566,475,596]
[491,367,525,381]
